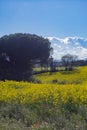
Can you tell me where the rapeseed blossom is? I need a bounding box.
[0,81,87,107]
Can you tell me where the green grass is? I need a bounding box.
[0,103,87,130]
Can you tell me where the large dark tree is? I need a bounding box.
[0,33,51,80]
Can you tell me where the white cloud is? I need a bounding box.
[48,36,87,60]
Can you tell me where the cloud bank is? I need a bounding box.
[48,37,87,60]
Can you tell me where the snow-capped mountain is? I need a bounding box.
[48,37,87,60]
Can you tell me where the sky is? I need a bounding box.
[0,0,87,38]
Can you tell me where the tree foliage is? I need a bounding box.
[0,33,51,80]
[61,54,78,71]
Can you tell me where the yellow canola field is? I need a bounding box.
[34,66,87,84]
[0,80,87,106]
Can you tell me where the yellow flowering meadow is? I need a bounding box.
[0,80,87,106]
[0,66,87,107]
[34,66,87,84]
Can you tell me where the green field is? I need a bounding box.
[0,66,87,130]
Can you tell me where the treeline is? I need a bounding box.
[0,33,52,80]
[80,60,87,66]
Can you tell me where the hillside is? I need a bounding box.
[34,66,87,84]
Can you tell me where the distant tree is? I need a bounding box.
[61,54,78,71]
[0,33,51,80]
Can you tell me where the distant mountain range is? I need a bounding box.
[48,37,87,60]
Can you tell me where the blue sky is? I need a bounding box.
[0,0,87,38]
